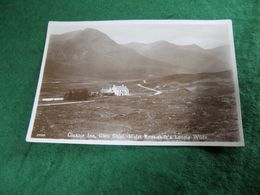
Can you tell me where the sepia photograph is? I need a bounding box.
[26,20,244,146]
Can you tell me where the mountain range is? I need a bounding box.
[45,28,231,80]
[125,41,230,73]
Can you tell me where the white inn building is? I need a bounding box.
[101,84,130,96]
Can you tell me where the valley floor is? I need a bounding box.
[32,71,240,142]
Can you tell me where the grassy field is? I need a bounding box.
[32,71,240,142]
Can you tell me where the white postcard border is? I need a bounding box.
[26,20,244,146]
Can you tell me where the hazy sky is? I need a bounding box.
[49,21,231,49]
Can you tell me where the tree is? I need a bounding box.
[64,89,90,101]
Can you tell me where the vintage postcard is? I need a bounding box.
[26,20,244,146]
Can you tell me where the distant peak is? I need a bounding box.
[181,44,203,49]
[78,28,114,42]
[80,28,106,35]
[151,40,172,45]
[82,28,101,32]
[51,28,107,39]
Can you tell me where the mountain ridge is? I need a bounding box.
[45,28,231,80]
[124,41,231,73]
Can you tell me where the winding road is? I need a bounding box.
[137,84,162,96]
